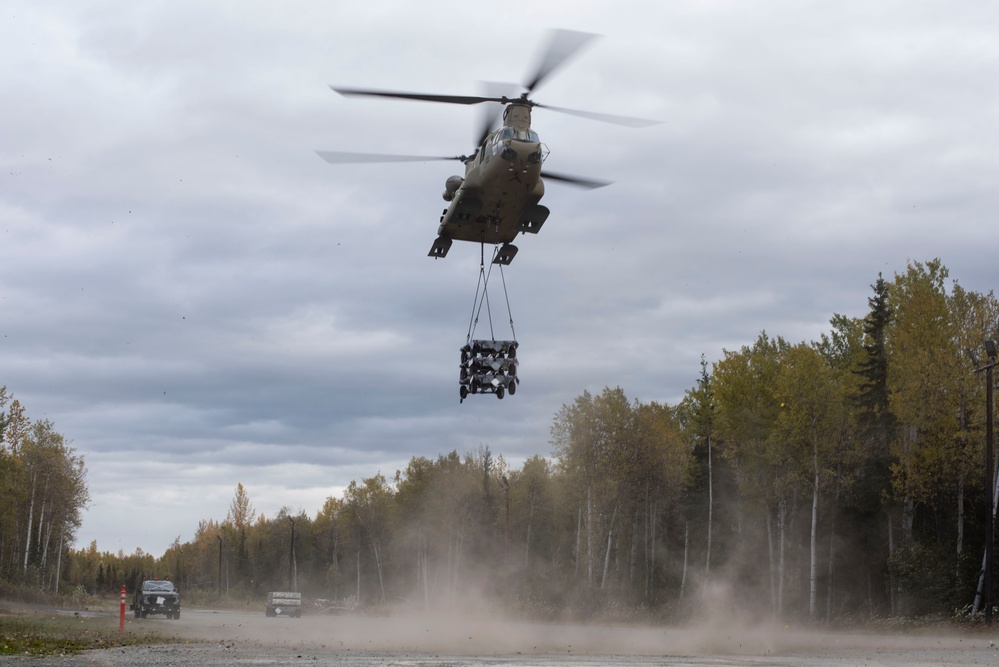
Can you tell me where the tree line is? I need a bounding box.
[0,387,89,593]
[5,258,999,622]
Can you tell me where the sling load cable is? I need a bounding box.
[497,257,517,343]
[465,245,516,342]
[466,243,498,343]
[459,243,519,402]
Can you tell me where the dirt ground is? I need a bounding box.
[4,605,999,666]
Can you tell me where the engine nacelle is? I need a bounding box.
[442,175,464,201]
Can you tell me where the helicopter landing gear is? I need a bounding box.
[492,244,518,265]
[428,236,452,259]
[516,204,550,234]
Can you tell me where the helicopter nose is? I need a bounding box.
[500,140,541,163]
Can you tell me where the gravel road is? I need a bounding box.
[3,606,999,666]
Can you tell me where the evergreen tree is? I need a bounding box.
[855,273,896,454]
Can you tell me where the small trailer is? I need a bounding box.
[265,591,302,617]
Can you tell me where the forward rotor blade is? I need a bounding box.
[542,170,612,189]
[524,30,598,93]
[317,150,467,164]
[332,86,502,106]
[536,103,662,128]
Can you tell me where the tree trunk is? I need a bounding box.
[957,468,965,583]
[888,511,896,616]
[53,531,63,594]
[644,486,651,601]
[574,504,582,577]
[958,400,967,586]
[36,478,50,571]
[23,471,37,575]
[41,518,52,574]
[372,540,385,602]
[680,521,689,599]
[423,541,430,608]
[525,490,535,566]
[586,482,594,586]
[766,507,776,610]
[600,505,618,590]
[826,458,842,623]
[809,423,820,619]
[705,433,714,588]
[629,510,639,586]
[646,495,657,602]
[777,497,787,616]
[826,502,836,622]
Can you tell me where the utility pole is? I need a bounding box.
[216,535,223,598]
[502,475,510,599]
[986,350,995,626]
[969,340,997,625]
[288,517,297,592]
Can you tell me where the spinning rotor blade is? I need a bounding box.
[523,29,598,93]
[542,170,611,189]
[536,103,662,128]
[332,86,503,106]
[330,30,661,141]
[316,150,467,164]
[476,81,521,146]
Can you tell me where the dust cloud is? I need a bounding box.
[162,605,998,666]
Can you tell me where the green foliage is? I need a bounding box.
[0,389,89,591]
[0,611,179,656]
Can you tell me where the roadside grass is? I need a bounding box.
[0,608,184,656]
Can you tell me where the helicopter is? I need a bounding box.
[317,29,659,266]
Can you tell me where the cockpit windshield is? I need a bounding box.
[497,126,539,143]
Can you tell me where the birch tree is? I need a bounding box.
[344,474,394,603]
[771,342,844,619]
[713,332,792,613]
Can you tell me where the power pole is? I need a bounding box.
[288,517,297,592]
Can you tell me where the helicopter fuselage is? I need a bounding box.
[325,32,651,266]
[429,110,551,264]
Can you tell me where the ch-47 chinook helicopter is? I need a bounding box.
[316,29,659,266]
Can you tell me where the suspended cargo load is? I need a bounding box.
[460,340,519,401]
[460,245,519,402]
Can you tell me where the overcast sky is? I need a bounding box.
[2,0,997,557]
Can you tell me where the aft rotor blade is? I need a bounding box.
[316,150,467,164]
[523,30,598,93]
[536,103,662,128]
[332,86,503,106]
[542,170,612,189]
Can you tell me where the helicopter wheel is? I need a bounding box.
[508,381,516,396]
[460,385,469,400]
[496,386,505,400]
